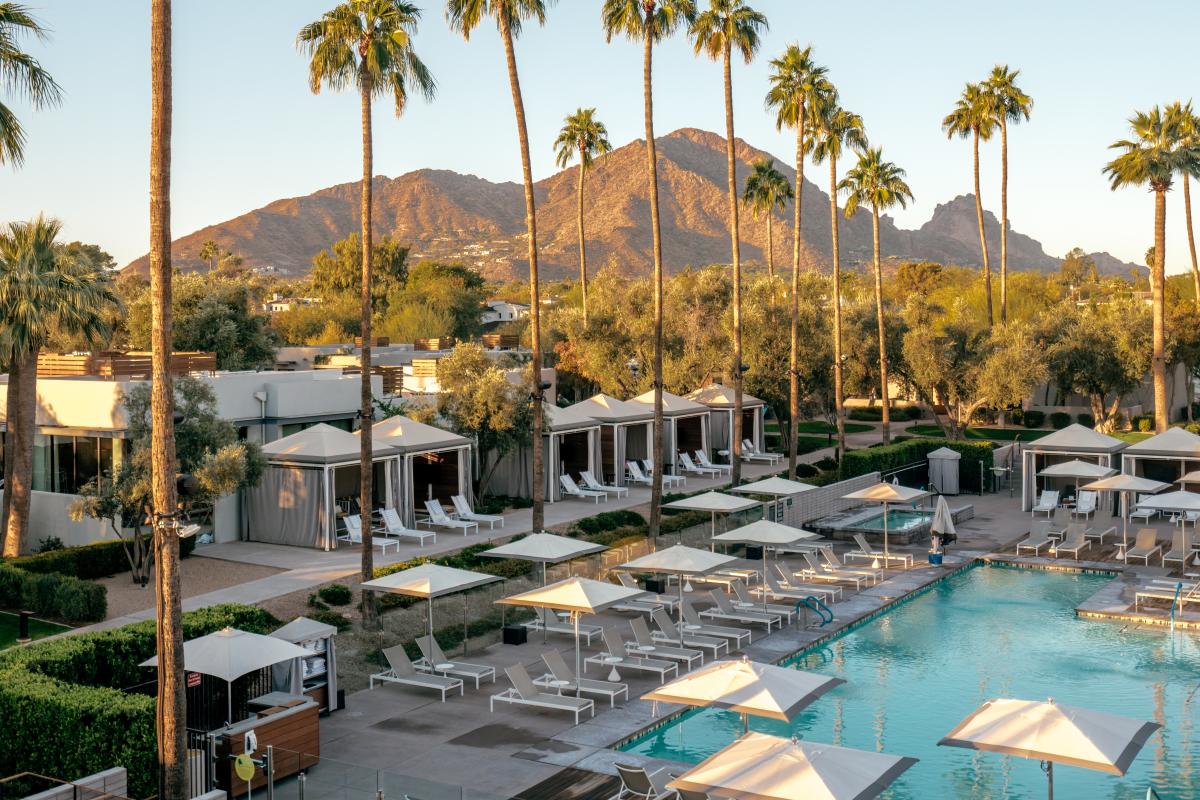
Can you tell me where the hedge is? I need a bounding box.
[1049,412,1072,429]
[838,437,995,493]
[9,534,197,580]
[0,564,106,623]
[0,603,276,798]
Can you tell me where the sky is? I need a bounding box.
[3,0,1200,272]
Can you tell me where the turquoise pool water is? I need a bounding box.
[855,509,932,532]
[622,565,1200,798]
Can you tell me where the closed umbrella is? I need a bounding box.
[930,495,956,558]
[1080,474,1169,558]
[841,483,928,565]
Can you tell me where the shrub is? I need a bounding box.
[34,537,65,554]
[971,407,998,425]
[1137,416,1153,432]
[848,407,883,421]
[903,406,924,420]
[1009,408,1024,425]
[0,564,106,623]
[1022,410,1046,429]
[814,456,839,471]
[9,534,196,580]
[1049,412,1072,429]
[308,609,352,632]
[317,584,352,606]
[572,510,644,535]
[794,463,819,478]
[838,437,995,493]
[1076,413,1095,428]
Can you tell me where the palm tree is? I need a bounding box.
[984,65,1032,325]
[198,239,219,274]
[690,0,767,486]
[741,158,792,278]
[839,147,912,445]
[602,0,694,540]
[0,2,61,168]
[1104,106,1200,432]
[447,0,548,529]
[299,0,435,622]
[765,43,832,479]
[1171,101,1200,305]
[553,107,612,327]
[809,98,866,460]
[943,82,998,326]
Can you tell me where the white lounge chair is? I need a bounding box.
[644,459,685,488]
[648,607,729,658]
[703,590,781,630]
[1072,490,1098,520]
[754,570,839,605]
[613,764,676,800]
[1031,489,1059,518]
[730,580,795,623]
[580,470,629,498]
[678,452,720,478]
[370,645,463,701]
[845,533,914,568]
[1053,524,1090,559]
[340,515,400,554]
[1126,528,1162,565]
[679,600,753,647]
[1016,520,1054,555]
[585,626,678,684]
[490,664,594,723]
[1129,500,1158,524]
[625,461,653,486]
[629,617,703,669]
[560,474,608,503]
[742,439,783,464]
[1083,524,1116,545]
[798,552,868,590]
[820,549,882,584]
[416,635,496,689]
[1163,529,1191,571]
[451,495,504,529]
[615,572,679,611]
[522,608,603,644]
[420,500,479,535]
[535,649,628,707]
[694,451,732,475]
[376,508,436,546]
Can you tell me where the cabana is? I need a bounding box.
[1021,424,1126,511]
[1121,426,1200,488]
[568,393,653,486]
[629,390,710,474]
[247,424,399,550]
[685,383,768,455]
[373,415,473,526]
[489,403,602,502]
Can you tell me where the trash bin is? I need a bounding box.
[644,577,667,594]
[928,553,944,565]
[745,545,764,560]
[502,624,528,645]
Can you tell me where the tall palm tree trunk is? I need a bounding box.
[2,351,35,557]
[722,41,743,485]
[972,128,993,327]
[766,214,773,279]
[999,117,1009,324]
[829,157,846,459]
[1152,188,1169,432]
[358,72,377,624]
[500,17,544,529]
[576,150,588,327]
[149,2,185,796]
[643,6,664,539]
[0,379,13,535]
[788,108,805,480]
[871,206,890,445]
[1184,174,1200,306]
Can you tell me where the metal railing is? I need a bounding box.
[185,728,217,797]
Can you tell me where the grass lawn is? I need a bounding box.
[0,611,69,650]
[1111,431,1154,444]
[907,424,1055,441]
[794,421,874,435]
[795,435,835,455]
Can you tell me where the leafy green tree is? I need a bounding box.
[554,107,612,327]
[269,296,360,344]
[894,260,944,296]
[310,232,409,303]
[59,241,117,272]
[985,65,1032,323]
[1059,247,1098,288]
[0,2,61,167]
[378,260,488,342]
[741,158,792,278]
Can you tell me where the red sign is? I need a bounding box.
[186,671,201,688]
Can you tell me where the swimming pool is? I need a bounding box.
[622,565,1200,798]
[855,509,932,532]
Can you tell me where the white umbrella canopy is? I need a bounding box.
[731,477,818,497]
[712,521,820,612]
[664,491,760,513]
[1080,475,1171,556]
[361,564,503,651]
[1037,460,1116,480]
[842,483,929,563]
[480,533,607,584]
[939,698,1160,797]
[1179,470,1200,485]
[1135,490,1200,513]
[620,545,739,632]
[667,731,918,800]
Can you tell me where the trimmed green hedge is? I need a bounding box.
[838,437,994,492]
[0,603,277,798]
[9,534,197,580]
[0,564,106,623]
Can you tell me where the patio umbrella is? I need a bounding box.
[1037,460,1116,502]
[711,520,820,611]
[1178,469,1200,486]
[731,477,817,523]
[841,483,928,565]
[939,697,1160,799]
[643,657,844,733]
[663,491,761,543]
[480,532,607,585]
[496,576,648,681]
[667,731,918,800]
[619,545,738,634]
[1080,474,1169,558]
[360,563,502,651]
[140,627,315,724]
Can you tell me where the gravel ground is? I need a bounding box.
[97,557,284,620]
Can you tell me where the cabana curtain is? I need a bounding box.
[246,465,332,549]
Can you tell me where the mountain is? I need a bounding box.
[122,128,1136,279]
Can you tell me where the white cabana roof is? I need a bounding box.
[140,627,314,682]
[1028,424,1126,454]
[712,520,819,547]
[684,383,766,409]
[495,576,646,615]
[630,389,709,417]
[620,544,737,576]
[262,423,393,465]
[360,563,501,599]
[1123,426,1200,459]
[664,491,761,514]
[1082,474,1171,493]
[842,483,928,504]
[1037,459,1116,480]
[270,616,338,643]
[669,731,918,800]
[643,658,844,721]
[939,698,1160,776]
[1134,490,1200,513]
[480,532,606,564]
[731,477,817,497]
[544,402,603,433]
[568,393,652,424]
[372,415,469,454]
[927,446,961,460]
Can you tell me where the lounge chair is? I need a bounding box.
[764,565,841,603]
[1046,507,1072,538]
[420,500,479,535]
[694,450,732,475]
[613,764,675,800]
[1016,520,1055,555]
[672,785,711,800]
[376,508,436,546]
[1053,524,1090,559]
[679,600,753,648]
[1031,490,1060,517]
[625,461,653,486]
[797,552,868,590]
[522,608,603,644]
[1163,529,1191,571]
[702,590,781,630]
[370,645,463,701]
[742,439,783,464]
[580,470,630,498]
[490,664,594,724]
[560,474,608,503]
[648,607,730,658]
[845,533,914,568]
[1126,528,1162,565]
[629,617,703,669]
[1134,583,1200,613]
[644,459,685,488]
[730,580,795,622]
[585,627,678,684]
[678,452,720,478]
[1083,524,1116,545]
[614,572,679,611]
[451,495,504,529]
[339,515,400,554]
[415,635,495,689]
[1129,494,1158,524]
[535,650,628,707]
[819,549,882,584]
[1072,491,1098,520]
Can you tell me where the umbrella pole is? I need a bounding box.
[762,548,769,613]
[543,562,548,586]
[678,573,685,637]
[1121,491,1129,560]
[1045,760,1054,800]
[883,501,890,565]
[227,679,233,726]
[574,612,583,686]
[428,598,434,647]
[742,711,749,734]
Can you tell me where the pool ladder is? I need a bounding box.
[798,596,834,628]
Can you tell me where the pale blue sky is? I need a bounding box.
[2,0,1199,271]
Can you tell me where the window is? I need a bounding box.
[31,434,119,494]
